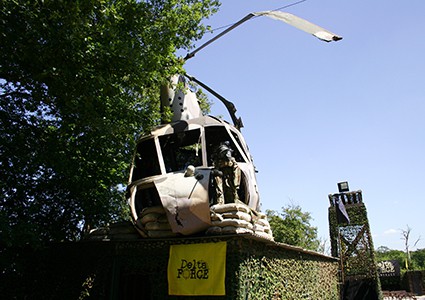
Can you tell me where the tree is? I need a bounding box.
[375,246,406,269]
[0,0,219,253]
[411,248,425,270]
[266,204,320,251]
[400,225,421,270]
[375,246,425,271]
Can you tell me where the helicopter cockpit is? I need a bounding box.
[128,115,260,217]
[127,114,261,237]
[132,124,248,178]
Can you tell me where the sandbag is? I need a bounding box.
[211,218,253,230]
[221,211,252,222]
[140,212,162,225]
[253,231,274,241]
[140,206,166,218]
[254,217,270,227]
[206,226,222,235]
[157,214,169,223]
[253,223,266,233]
[222,226,253,234]
[210,203,250,214]
[206,226,253,235]
[256,212,267,219]
[210,211,224,222]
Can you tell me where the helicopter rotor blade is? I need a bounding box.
[254,11,342,42]
[184,10,342,60]
[184,13,255,61]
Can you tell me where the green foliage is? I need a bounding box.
[266,204,320,251]
[0,0,219,274]
[375,246,406,269]
[411,248,425,270]
[376,246,425,271]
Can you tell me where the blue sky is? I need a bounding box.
[183,0,425,251]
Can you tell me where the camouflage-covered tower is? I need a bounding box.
[328,182,382,299]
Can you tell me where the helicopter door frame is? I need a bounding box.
[154,136,167,175]
[200,128,207,168]
[224,125,250,164]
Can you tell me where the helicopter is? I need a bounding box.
[127,74,261,237]
[126,10,342,237]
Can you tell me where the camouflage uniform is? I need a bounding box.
[212,143,241,204]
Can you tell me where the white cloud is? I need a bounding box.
[383,229,400,235]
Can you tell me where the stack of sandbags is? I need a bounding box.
[136,206,178,238]
[207,203,254,235]
[251,211,274,240]
[206,203,274,241]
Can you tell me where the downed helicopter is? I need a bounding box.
[127,74,264,238]
[126,10,342,239]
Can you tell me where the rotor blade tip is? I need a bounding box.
[314,31,343,42]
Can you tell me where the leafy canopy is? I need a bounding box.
[0,0,220,251]
[376,246,425,271]
[267,204,320,251]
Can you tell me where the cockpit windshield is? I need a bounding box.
[159,129,202,173]
[132,138,161,181]
[131,124,249,182]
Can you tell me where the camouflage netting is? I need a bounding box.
[328,190,383,299]
[19,235,339,299]
[233,245,339,299]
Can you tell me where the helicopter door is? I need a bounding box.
[204,126,251,204]
[205,126,246,166]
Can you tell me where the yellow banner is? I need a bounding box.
[168,241,227,296]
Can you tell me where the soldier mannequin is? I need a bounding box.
[212,142,241,204]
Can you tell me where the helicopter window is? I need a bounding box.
[159,129,202,173]
[205,126,244,166]
[230,130,249,160]
[132,138,161,181]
